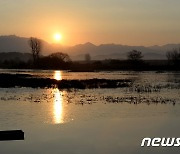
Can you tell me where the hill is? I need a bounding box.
[0,35,180,61]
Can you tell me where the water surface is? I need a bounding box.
[0,70,180,154]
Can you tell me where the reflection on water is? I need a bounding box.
[53,89,64,124]
[0,71,180,154]
[54,70,62,81]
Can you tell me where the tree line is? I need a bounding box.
[28,37,71,69]
[0,37,179,71]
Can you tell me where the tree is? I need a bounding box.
[127,50,143,62]
[48,52,71,63]
[166,48,180,66]
[85,53,91,63]
[29,37,42,64]
[38,52,72,69]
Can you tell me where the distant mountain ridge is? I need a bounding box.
[0,35,29,53]
[0,35,180,61]
[0,35,54,55]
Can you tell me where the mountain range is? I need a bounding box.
[0,35,180,61]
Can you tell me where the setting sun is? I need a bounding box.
[54,33,62,42]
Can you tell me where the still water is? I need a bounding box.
[0,70,180,154]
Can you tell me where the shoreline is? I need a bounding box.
[0,73,132,89]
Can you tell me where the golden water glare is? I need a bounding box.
[54,70,62,81]
[53,89,64,124]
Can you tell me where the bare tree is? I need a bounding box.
[127,50,143,61]
[166,48,180,66]
[85,53,91,62]
[29,37,42,64]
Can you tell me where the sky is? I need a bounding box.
[0,0,180,46]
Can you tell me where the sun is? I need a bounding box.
[54,33,62,42]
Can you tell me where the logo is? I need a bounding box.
[141,137,180,147]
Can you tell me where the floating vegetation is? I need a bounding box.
[131,84,162,93]
[128,83,180,93]
[101,96,176,105]
[0,88,178,106]
[58,79,132,89]
[0,73,179,106]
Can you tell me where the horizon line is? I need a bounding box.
[0,34,180,48]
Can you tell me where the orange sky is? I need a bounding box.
[0,0,180,46]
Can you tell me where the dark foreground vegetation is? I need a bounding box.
[0,74,132,89]
[0,57,179,71]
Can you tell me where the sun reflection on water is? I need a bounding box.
[54,70,62,81]
[53,89,64,124]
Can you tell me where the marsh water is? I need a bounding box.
[0,70,180,154]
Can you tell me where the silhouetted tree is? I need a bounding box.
[166,48,180,66]
[48,52,71,62]
[127,50,143,61]
[85,53,91,63]
[29,37,42,64]
[38,52,71,69]
[127,50,144,70]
